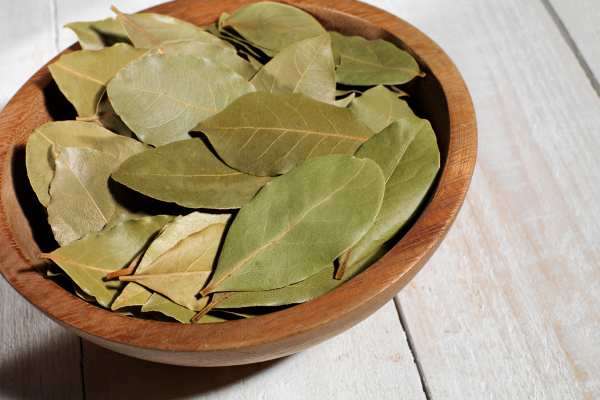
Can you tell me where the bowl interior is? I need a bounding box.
[0,0,471,367]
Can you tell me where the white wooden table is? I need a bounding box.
[1,0,599,398]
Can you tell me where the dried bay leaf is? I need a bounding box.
[330,31,420,86]
[121,222,227,310]
[26,121,147,206]
[197,92,374,176]
[47,148,117,245]
[112,139,270,209]
[107,54,254,146]
[199,154,385,295]
[49,43,146,118]
[155,40,255,80]
[215,120,440,305]
[111,212,230,310]
[334,92,355,108]
[141,293,196,323]
[347,118,440,272]
[141,294,223,323]
[222,1,325,55]
[112,7,220,48]
[251,34,335,104]
[65,18,130,50]
[211,264,336,308]
[42,215,171,307]
[355,121,419,181]
[349,85,417,133]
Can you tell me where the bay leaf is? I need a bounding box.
[121,221,227,310]
[348,118,440,271]
[197,92,375,176]
[251,34,335,104]
[47,147,117,245]
[199,154,385,295]
[107,54,254,146]
[349,85,417,133]
[49,43,146,118]
[355,121,419,181]
[330,31,420,85]
[211,264,336,308]
[26,121,147,206]
[154,40,255,80]
[222,1,326,55]
[140,293,196,323]
[42,215,171,307]
[94,94,136,137]
[141,293,223,323]
[213,120,440,306]
[112,139,270,209]
[207,25,267,61]
[65,18,130,50]
[111,7,220,48]
[111,212,230,310]
[334,92,355,108]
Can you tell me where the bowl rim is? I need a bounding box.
[0,0,476,364]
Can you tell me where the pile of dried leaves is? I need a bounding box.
[27,2,440,323]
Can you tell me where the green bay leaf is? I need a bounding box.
[43,215,171,307]
[111,212,230,310]
[49,43,146,117]
[65,18,130,50]
[121,221,227,311]
[112,7,218,48]
[154,40,255,80]
[200,154,385,295]
[212,264,336,308]
[348,118,440,271]
[47,148,118,245]
[334,92,356,108]
[141,293,223,323]
[107,54,254,146]
[197,92,374,176]
[214,119,440,306]
[251,34,335,104]
[222,1,325,55]
[112,139,270,209]
[349,85,417,133]
[330,32,420,86]
[26,121,147,206]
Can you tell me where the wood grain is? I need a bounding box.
[377,0,600,398]
[0,0,476,367]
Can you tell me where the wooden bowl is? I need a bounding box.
[0,0,476,366]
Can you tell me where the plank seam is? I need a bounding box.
[394,297,432,400]
[80,338,87,400]
[539,0,600,98]
[49,0,60,52]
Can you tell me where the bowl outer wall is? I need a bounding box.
[0,0,477,366]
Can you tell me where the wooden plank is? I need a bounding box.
[0,2,83,399]
[0,1,57,109]
[0,279,83,399]
[364,0,600,398]
[83,302,426,400]
[546,0,600,91]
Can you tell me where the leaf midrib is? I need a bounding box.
[210,126,368,141]
[201,161,368,294]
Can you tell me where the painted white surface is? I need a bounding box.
[369,0,600,398]
[83,302,426,400]
[1,0,600,398]
[548,0,600,88]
